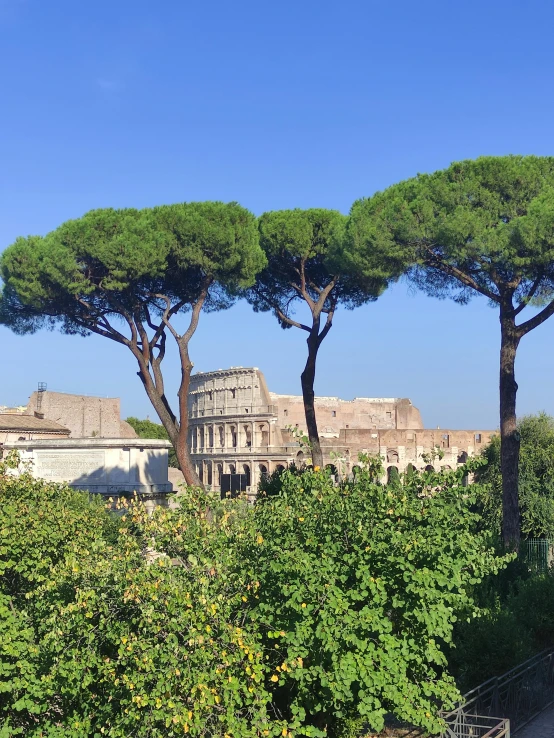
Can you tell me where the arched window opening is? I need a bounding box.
[216,464,223,485]
[208,426,214,448]
[243,425,252,447]
[230,426,237,448]
[387,449,399,464]
[207,462,213,486]
[457,451,468,464]
[243,464,251,486]
[219,426,225,448]
[259,464,268,479]
[424,464,434,473]
[325,463,338,475]
[276,464,285,473]
[259,425,269,446]
[229,463,236,475]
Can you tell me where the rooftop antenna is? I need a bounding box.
[36,382,47,414]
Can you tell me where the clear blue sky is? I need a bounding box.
[1,0,554,429]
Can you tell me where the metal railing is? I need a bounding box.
[441,648,554,737]
[523,539,553,572]
[440,711,509,737]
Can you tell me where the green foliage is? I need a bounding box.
[0,202,264,336]
[449,572,554,691]
[0,453,510,737]
[0,454,277,737]
[345,156,554,306]
[126,416,179,468]
[247,208,383,328]
[477,414,554,538]
[248,463,509,735]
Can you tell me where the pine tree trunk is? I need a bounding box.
[499,312,521,550]
[301,331,324,468]
[175,340,201,487]
[136,365,201,488]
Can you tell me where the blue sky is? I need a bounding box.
[1,0,554,429]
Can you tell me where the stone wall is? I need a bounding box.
[26,391,136,439]
[269,394,423,435]
[5,438,173,502]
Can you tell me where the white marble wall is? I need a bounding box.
[4,438,173,498]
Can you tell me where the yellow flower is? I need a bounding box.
[298,517,304,522]
[256,534,264,544]
[301,603,306,608]
[314,465,321,471]
[270,674,279,682]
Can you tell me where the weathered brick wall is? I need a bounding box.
[26,392,125,438]
[270,393,423,433]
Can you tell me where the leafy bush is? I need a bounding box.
[448,570,554,691]
[477,414,554,538]
[0,453,510,737]
[242,463,509,736]
[0,454,276,737]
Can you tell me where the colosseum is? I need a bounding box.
[188,367,494,493]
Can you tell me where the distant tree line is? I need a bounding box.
[3,155,554,548]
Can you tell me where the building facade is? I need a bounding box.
[188,367,495,493]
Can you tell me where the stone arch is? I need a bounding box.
[457,451,468,464]
[206,461,213,486]
[325,463,338,475]
[218,425,225,448]
[296,450,305,466]
[242,464,251,486]
[230,425,237,448]
[208,426,214,447]
[386,449,399,464]
[228,463,236,475]
[424,464,434,473]
[352,464,361,477]
[275,463,286,473]
[243,425,252,448]
[259,463,268,479]
[216,463,223,485]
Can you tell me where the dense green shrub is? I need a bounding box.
[0,454,510,736]
[448,570,554,691]
[477,414,554,538]
[0,454,275,737]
